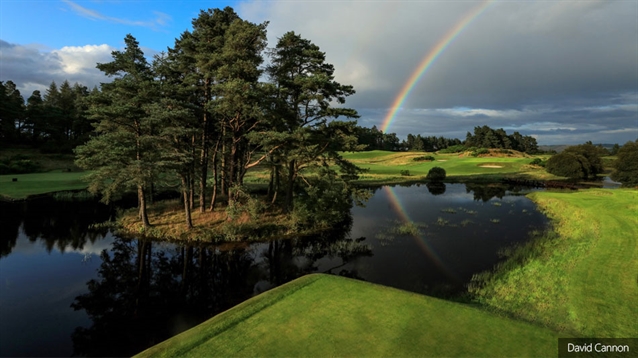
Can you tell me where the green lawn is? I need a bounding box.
[473,189,638,337]
[340,150,556,183]
[0,170,88,199]
[136,274,559,358]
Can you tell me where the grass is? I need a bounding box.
[470,189,638,337]
[117,199,294,242]
[0,170,88,200]
[135,274,558,358]
[341,150,559,183]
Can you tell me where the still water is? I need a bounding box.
[0,183,547,357]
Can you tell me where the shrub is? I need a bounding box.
[611,140,638,186]
[562,143,603,177]
[0,157,41,174]
[426,166,446,181]
[400,170,411,176]
[529,158,546,167]
[545,152,591,179]
[413,155,435,162]
[0,163,10,175]
[471,148,490,157]
[438,145,466,153]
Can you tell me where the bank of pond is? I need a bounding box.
[0,183,635,356]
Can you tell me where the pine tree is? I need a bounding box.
[266,31,361,212]
[75,34,159,228]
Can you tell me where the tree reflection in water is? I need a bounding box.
[0,197,112,257]
[70,215,372,357]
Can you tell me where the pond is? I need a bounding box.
[0,183,548,357]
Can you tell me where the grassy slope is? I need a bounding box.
[136,274,558,358]
[341,150,555,182]
[0,171,88,199]
[473,189,638,337]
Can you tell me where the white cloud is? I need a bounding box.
[53,44,114,74]
[0,40,114,95]
[62,0,171,30]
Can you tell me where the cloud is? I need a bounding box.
[237,0,637,144]
[62,0,171,30]
[0,40,114,95]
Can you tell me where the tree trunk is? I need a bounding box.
[209,136,221,211]
[181,175,193,229]
[270,164,280,205]
[285,159,295,212]
[138,185,151,228]
[228,138,237,206]
[199,79,211,213]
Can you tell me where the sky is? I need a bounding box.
[1,0,636,145]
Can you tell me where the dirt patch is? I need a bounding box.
[479,165,504,168]
[437,160,448,162]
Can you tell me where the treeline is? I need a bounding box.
[70,7,363,231]
[355,125,538,154]
[355,125,462,151]
[465,125,538,153]
[0,80,96,152]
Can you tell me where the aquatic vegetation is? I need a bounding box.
[490,219,500,224]
[441,208,457,214]
[436,217,450,226]
[461,219,473,227]
[491,201,502,207]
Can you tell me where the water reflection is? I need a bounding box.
[426,182,446,195]
[70,220,372,357]
[0,183,547,357]
[0,197,112,257]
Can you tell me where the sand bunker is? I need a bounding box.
[479,165,504,168]
[436,160,448,162]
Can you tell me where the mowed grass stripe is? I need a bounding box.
[136,274,558,357]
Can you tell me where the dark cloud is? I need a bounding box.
[239,0,637,144]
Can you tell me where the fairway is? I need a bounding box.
[136,274,558,358]
[0,171,88,199]
[340,150,555,182]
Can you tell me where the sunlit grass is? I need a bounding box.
[135,274,558,358]
[470,189,638,337]
[340,150,560,183]
[118,198,294,242]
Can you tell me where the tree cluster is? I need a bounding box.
[610,140,638,186]
[74,7,363,231]
[545,142,604,179]
[464,125,538,153]
[0,80,95,152]
[354,125,461,152]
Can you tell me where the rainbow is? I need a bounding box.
[381,0,494,133]
[383,186,455,279]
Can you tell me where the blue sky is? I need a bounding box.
[1,0,637,145]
